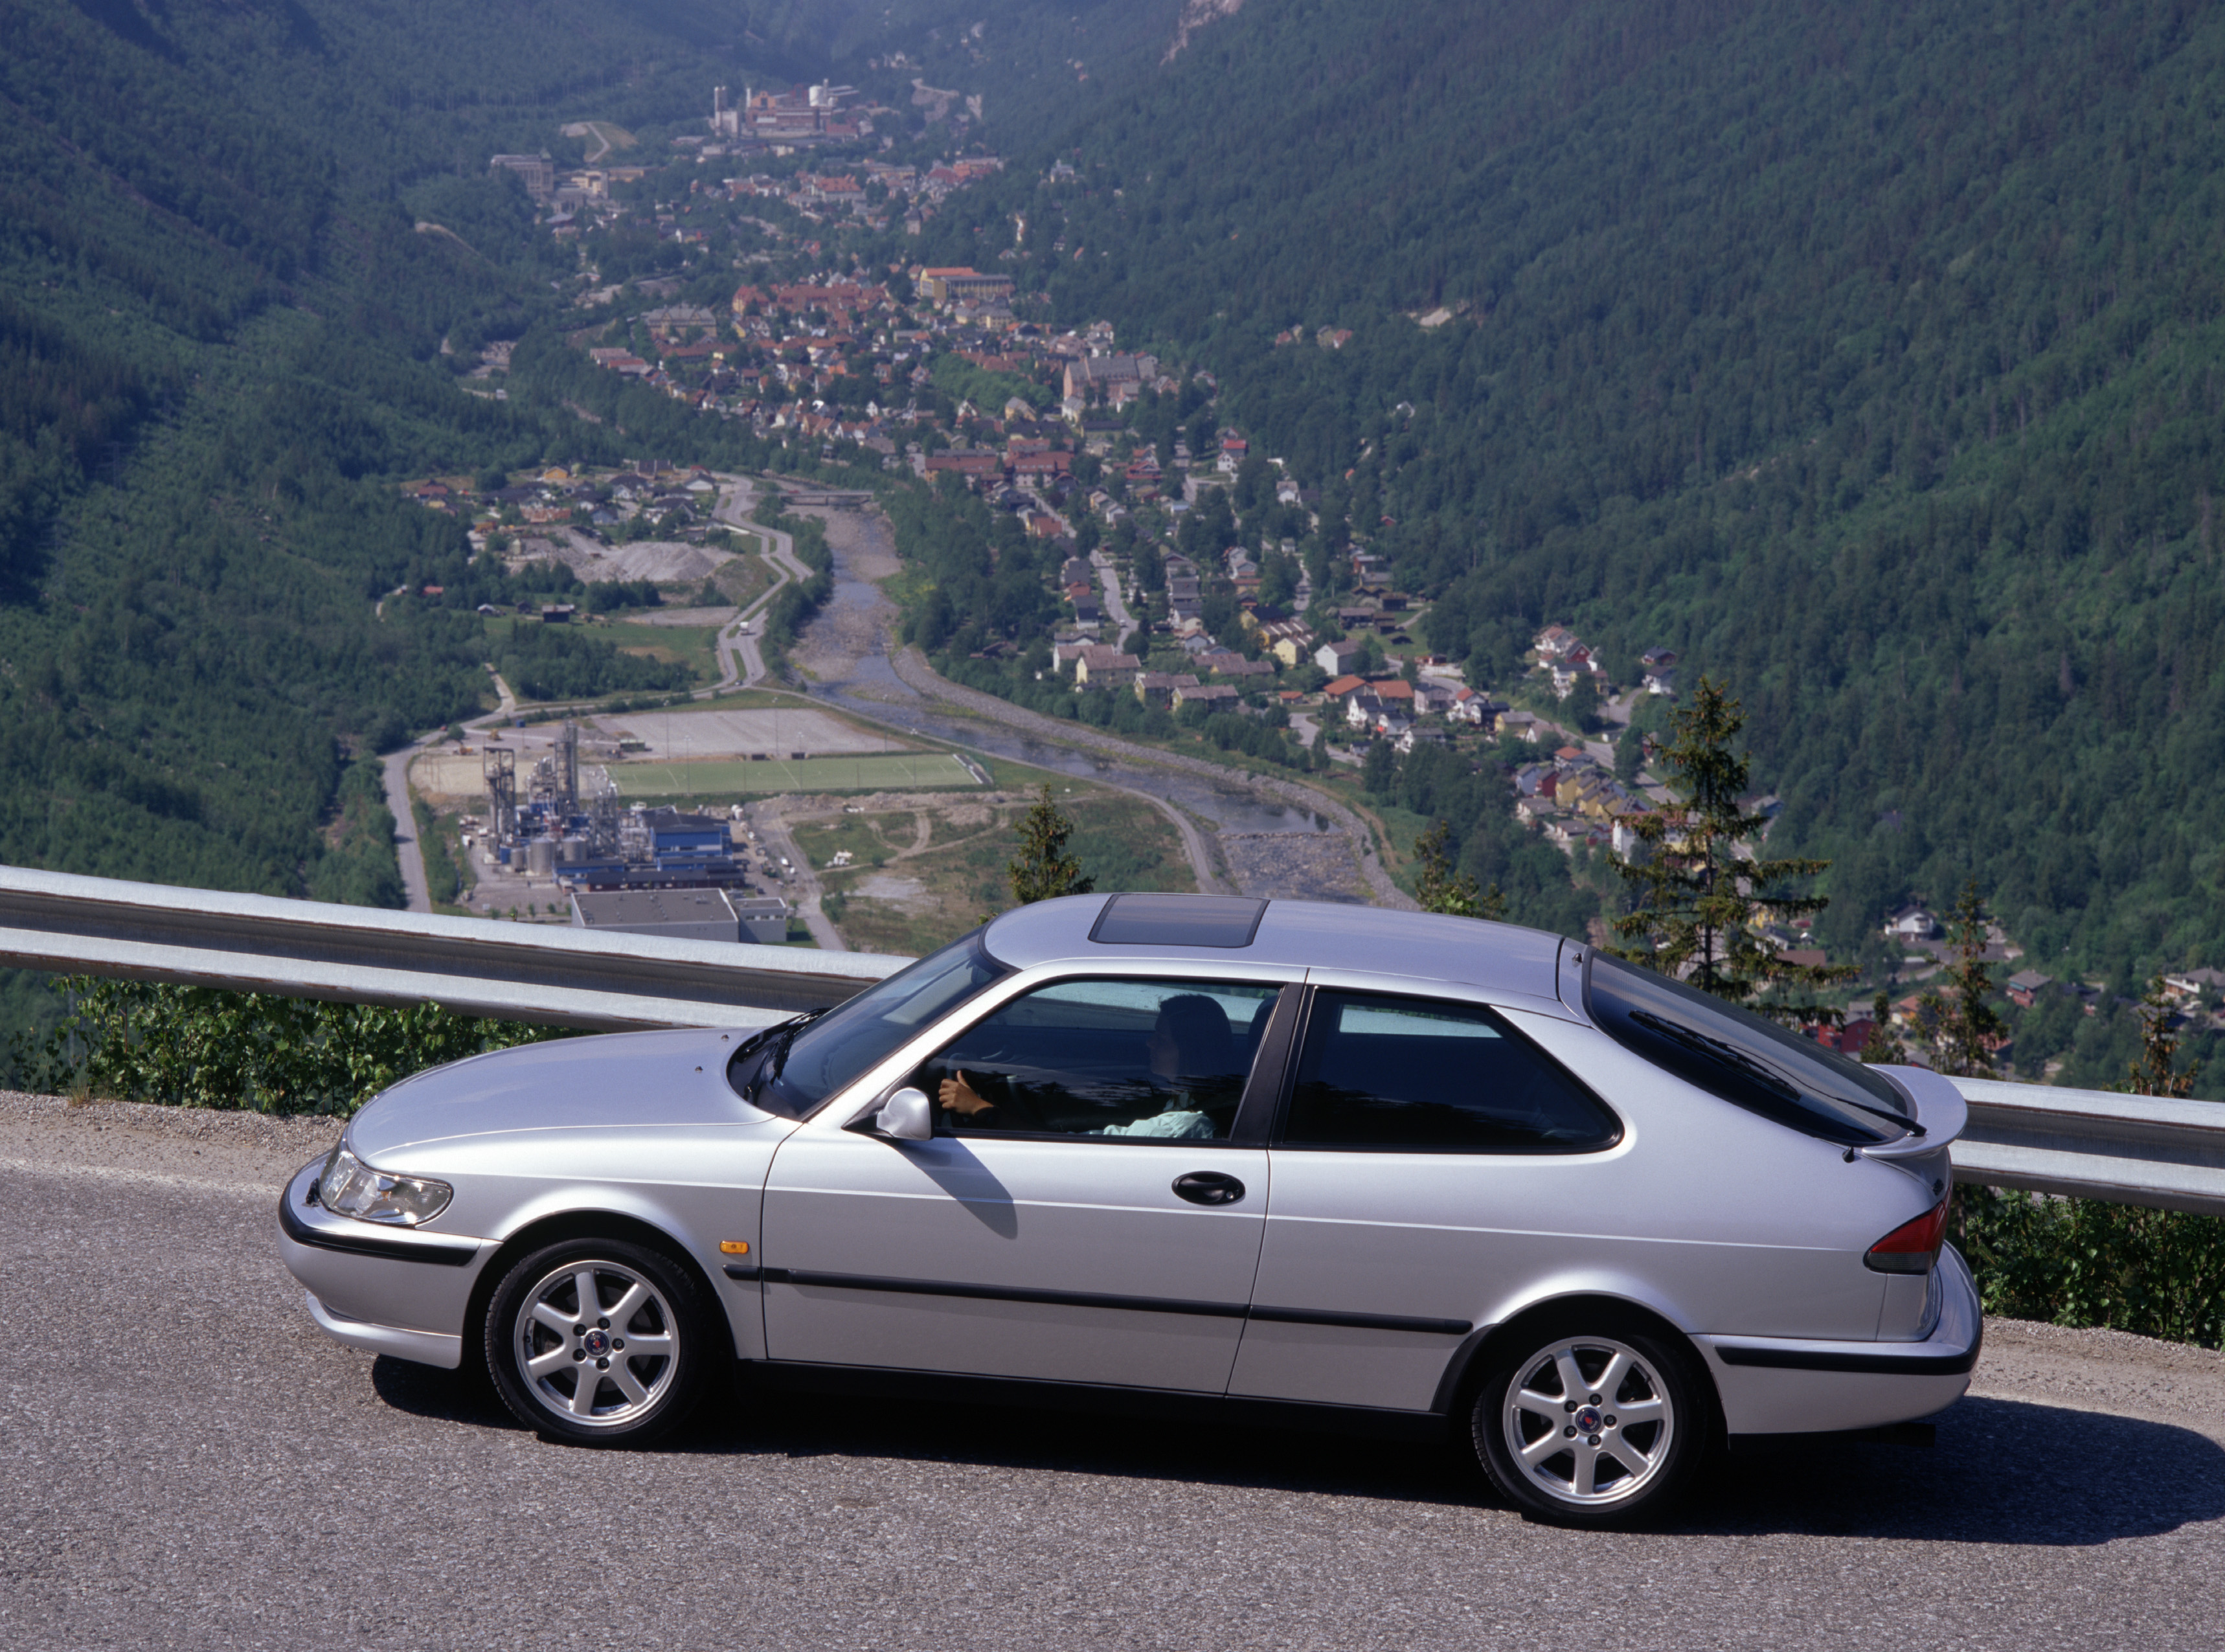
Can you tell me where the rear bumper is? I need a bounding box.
[1698,1244,1983,1436]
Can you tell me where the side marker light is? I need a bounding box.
[720,1240,752,1255]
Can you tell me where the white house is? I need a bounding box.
[1883,905,1941,942]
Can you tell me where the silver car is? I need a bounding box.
[278,893,1978,1526]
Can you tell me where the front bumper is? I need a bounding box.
[303,1290,464,1370]
[276,1155,492,1369]
[1697,1243,1983,1436]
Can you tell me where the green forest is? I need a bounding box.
[0,0,781,903]
[881,0,2225,995]
[10,0,2225,1015]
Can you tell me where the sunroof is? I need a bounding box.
[1089,894,1269,949]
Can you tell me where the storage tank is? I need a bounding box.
[526,839,556,876]
[559,836,588,865]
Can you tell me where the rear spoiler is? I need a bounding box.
[1862,1064,1967,1159]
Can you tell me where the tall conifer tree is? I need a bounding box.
[1917,877,2005,1077]
[1611,677,1852,1020]
[1414,818,1505,920]
[1006,786,1096,906]
[2119,977,2200,1098]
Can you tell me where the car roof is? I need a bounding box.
[982,894,1571,1010]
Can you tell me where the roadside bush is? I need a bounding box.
[412,797,464,905]
[1960,1185,2225,1349]
[11,976,573,1116]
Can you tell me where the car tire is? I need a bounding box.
[1470,1311,1710,1527]
[484,1236,717,1448]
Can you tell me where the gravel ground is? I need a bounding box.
[1218,831,1368,902]
[4,1094,2223,1651]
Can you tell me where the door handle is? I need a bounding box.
[1172,1171,1246,1206]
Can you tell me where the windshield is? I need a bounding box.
[739,929,1010,1116]
[1585,953,1910,1147]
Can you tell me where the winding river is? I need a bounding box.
[785,501,1387,903]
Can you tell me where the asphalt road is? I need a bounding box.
[1090,547,1139,653]
[715,477,814,692]
[7,1092,2225,1651]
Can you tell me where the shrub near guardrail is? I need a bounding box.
[1960,1186,2225,1349]
[10,977,572,1116]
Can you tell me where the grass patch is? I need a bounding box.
[793,811,919,871]
[815,789,1196,957]
[1067,792,1197,896]
[594,617,719,677]
[713,552,776,611]
[609,753,980,797]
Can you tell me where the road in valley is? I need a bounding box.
[6,1091,2224,1651]
[379,745,433,912]
[385,673,521,914]
[743,799,846,952]
[712,477,817,690]
[880,644,1412,908]
[763,493,1408,905]
[1090,546,1140,652]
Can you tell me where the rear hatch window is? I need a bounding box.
[1585,953,1912,1147]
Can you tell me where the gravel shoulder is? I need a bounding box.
[0,1090,342,1191]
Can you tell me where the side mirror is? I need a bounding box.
[873,1086,934,1142]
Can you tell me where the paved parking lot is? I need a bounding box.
[5,1094,2224,1651]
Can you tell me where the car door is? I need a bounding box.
[1228,982,1624,1412]
[760,975,1288,1393]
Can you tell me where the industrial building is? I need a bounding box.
[569,887,791,946]
[483,720,788,932]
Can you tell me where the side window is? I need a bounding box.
[917,979,1280,1142]
[1282,991,1619,1152]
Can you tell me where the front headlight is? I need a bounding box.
[318,1142,453,1227]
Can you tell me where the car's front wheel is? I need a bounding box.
[485,1237,716,1447]
[1471,1313,1709,1526]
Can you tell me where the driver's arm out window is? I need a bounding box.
[920,979,1279,1141]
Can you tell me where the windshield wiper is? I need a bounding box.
[751,1007,831,1101]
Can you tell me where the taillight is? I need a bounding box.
[1865,1197,1950,1274]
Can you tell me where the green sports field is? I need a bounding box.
[607,753,982,796]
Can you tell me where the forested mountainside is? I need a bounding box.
[10,0,2225,999]
[743,0,1191,137]
[905,0,2225,984]
[0,0,763,896]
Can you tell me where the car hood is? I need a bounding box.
[347,1028,775,1159]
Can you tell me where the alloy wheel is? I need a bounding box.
[510,1258,681,1429]
[1500,1335,1675,1508]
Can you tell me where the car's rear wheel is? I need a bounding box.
[485,1237,714,1447]
[1471,1313,1709,1526]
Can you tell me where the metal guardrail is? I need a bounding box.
[3,865,2221,1214]
[1948,1077,2225,1218]
[0,866,907,1033]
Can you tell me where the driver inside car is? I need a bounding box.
[936,993,1238,1138]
